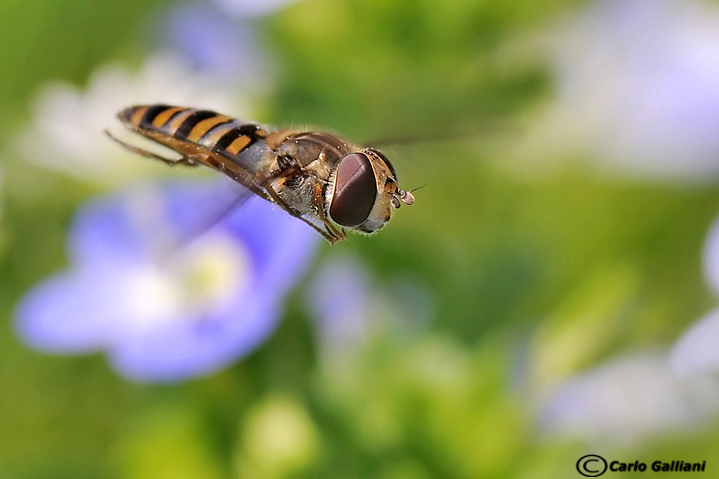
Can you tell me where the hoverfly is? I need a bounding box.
[106,105,414,244]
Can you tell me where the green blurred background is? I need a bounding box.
[2,0,719,477]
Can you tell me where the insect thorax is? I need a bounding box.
[272,133,354,222]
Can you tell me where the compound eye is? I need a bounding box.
[329,153,377,227]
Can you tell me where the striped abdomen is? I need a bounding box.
[117,104,269,160]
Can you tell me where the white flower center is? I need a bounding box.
[119,232,251,335]
[173,232,251,314]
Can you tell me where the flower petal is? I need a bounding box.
[703,217,719,294]
[540,352,719,444]
[164,3,267,84]
[212,0,301,18]
[217,194,321,294]
[670,309,719,375]
[68,189,152,266]
[15,270,114,352]
[108,291,280,382]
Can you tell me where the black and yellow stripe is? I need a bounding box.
[117,104,268,158]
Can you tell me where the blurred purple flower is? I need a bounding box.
[163,3,270,85]
[517,0,719,180]
[670,218,719,375]
[702,216,719,295]
[540,352,719,445]
[15,181,319,382]
[541,214,719,445]
[307,255,433,368]
[212,0,301,18]
[671,310,719,376]
[307,256,372,359]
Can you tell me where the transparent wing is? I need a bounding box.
[159,177,256,266]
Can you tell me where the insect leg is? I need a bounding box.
[313,183,346,241]
[104,130,198,167]
[262,183,343,244]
